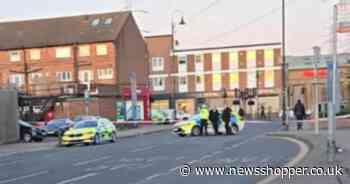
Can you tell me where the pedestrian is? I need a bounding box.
[199,105,209,136]
[222,105,232,135]
[209,107,221,135]
[294,100,306,131]
[238,107,245,119]
[260,105,266,120]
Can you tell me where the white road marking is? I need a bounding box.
[73,156,111,167]
[145,173,162,181]
[110,164,130,171]
[56,173,98,184]
[0,171,48,184]
[0,161,17,167]
[130,146,155,153]
[175,156,185,161]
[199,155,213,161]
[85,165,109,172]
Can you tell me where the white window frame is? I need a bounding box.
[97,68,113,80]
[264,49,274,67]
[56,71,72,82]
[96,44,108,56]
[178,76,188,93]
[229,72,239,90]
[152,77,165,91]
[212,74,222,91]
[195,75,205,92]
[79,70,93,83]
[29,49,41,60]
[30,73,43,84]
[178,55,187,73]
[9,74,24,86]
[55,47,71,58]
[9,51,21,62]
[247,71,257,88]
[79,45,90,57]
[151,57,164,72]
[265,70,275,88]
[247,50,256,68]
[212,53,221,71]
[195,55,204,72]
[229,52,239,70]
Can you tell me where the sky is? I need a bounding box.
[0,0,349,56]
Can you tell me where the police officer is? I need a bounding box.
[199,105,209,136]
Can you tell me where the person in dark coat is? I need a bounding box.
[222,106,232,135]
[260,105,266,120]
[294,100,306,131]
[209,108,221,135]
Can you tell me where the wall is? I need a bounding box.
[0,90,19,144]
[116,15,148,92]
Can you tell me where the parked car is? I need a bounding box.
[62,118,117,146]
[73,115,100,122]
[44,118,74,136]
[18,120,47,143]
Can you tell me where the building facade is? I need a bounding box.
[0,11,149,121]
[146,35,282,117]
[287,53,350,116]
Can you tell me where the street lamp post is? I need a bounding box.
[313,46,321,135]
[282,0,288,128]
[170,10,186,111]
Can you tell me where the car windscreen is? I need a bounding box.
[74,121,98,129]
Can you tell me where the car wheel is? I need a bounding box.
[231,125,239,135]
[111,132,117,143]
[23,132,32,143]
[94,134,101,145]
[191,126,201,136]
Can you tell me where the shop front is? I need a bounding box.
[119,87,151,121]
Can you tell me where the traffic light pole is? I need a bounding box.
[282,0,288,128]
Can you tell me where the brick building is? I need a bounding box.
[0,11,149,121]
[146,35,282,116]
[287,53,350,116]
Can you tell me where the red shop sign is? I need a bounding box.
[303,69,327,78]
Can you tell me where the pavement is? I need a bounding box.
[0,125,173,157]
[0,121,301,184]
[268,129,350,184]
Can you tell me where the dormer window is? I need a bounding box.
[104,18,113,25]
[91,18,100,27]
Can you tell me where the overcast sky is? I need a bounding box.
[0,0,349,56]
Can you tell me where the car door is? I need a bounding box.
[98,120,109,141]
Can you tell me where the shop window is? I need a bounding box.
[96,44,108,56]
[97,68,113,80]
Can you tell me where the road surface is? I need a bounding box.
[0,121,299,184]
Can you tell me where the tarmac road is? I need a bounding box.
[0,121,299,184]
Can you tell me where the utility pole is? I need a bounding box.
[313,46,321,135]
[129,72,138,121]
[328,4,338,162]
[281,0,288,128]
